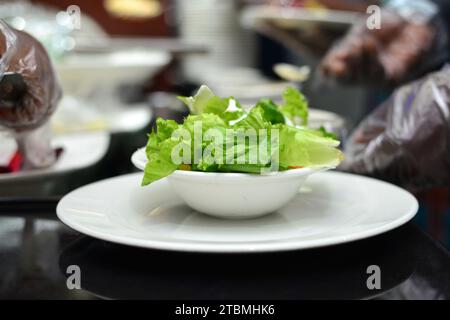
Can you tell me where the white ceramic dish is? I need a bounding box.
[0,131,110,183]
[56,172,418,253]
[242,6,362,31]
[131,148,319,218]
[52,99,153,134]
[56,50,171,95]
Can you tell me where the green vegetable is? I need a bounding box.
[279,87,309,126]
[142,119,180,186]
[254,99,285,125]
[142,85,343,186]
[277,125,343,169]
[178,85,245,123]
[317,126,338,140]
[177,85,216,115]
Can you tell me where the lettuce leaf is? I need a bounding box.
[255,99,285,125]
[178,86,245,124]
[279,87,309,126]
[277,125,343,168]
[177,85,216,115]
[142,131,179,186]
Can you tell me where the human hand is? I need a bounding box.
[320,10,435,84]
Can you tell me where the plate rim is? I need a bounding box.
[56,172,418,253]
[0,132,110,182]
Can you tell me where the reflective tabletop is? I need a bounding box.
[0,210,448,300]
[0,115,448,300]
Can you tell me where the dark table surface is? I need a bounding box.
[0,208,449,300]
[0,130,449,300]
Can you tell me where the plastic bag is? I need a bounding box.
[0,20,62,169]
[0,20,61,129]
[340,66,450,191]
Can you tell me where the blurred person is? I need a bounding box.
[320,0,450,190]
[255,0,450,190]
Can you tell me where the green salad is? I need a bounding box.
[142,85,344,186]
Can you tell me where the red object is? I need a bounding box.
[0,147,63,174]
[0,151,23,173]
[8,151,23,172]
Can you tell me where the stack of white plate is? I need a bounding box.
[176,0,256,82]
[53,49,170,134]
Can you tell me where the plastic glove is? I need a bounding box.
[0,21,62,169]
[320,9,436,85]
[340,66,450,191]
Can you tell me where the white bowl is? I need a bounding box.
[131,148,320,219]
[55,50,171,96]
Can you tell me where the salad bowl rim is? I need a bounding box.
[131,148,324,180]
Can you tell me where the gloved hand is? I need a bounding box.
[320,9,435,85]
[0,21,62,169]
[0,20,61,129]
[340,66,450,191]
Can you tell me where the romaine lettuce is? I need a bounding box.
[142,85,343,186]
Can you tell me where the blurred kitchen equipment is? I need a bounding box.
[51,100,154,135]
[240,2,369,128]
[0,2,108,59]
[148,92,189,124]
[0,1,172,135]
[203,68,294,104]
[176,0,257,83]
[56,50,170,96]
[104,0,163,20]
[72,38,208,57]
[241,4,364,61]
[242,5,363,32]
[53,49,170,134]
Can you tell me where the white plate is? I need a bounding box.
[242,6,363,31]
[52,99,153,134]
[57,172,418,253]
[0,132,110,183]
[56,50,171,95]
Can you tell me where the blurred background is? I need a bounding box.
[0,0,448,248]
